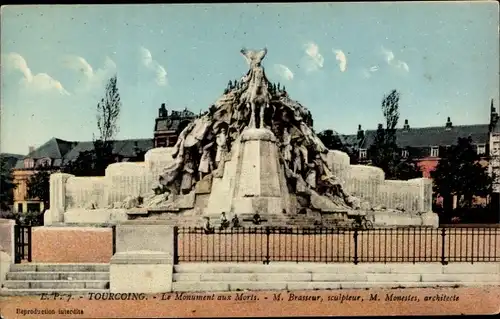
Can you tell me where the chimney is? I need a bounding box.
[356,124,364,140]
[490,99,499,131]
[28,146,35,154]
[403,119,410,130]
[159,103,168,118]
[445,117,453,130]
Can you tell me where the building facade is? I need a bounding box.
[12,138,154,214]
[11,102,198,214]
[341,100,498,211]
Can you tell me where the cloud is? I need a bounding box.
[140,46,168,86]
[370,66,379,72]
[274,64,294,81]
[1,52,69,95]
[382,47,410,72]
[303,42,324,72]
[63,55,117,93]
[333,49,347,72]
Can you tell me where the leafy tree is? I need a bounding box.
[393,149,423,180]
[64,75,121,177]
[431,137,493,218]
[26,166,51,210]
[62,150,96,177]
[0,157,16,210]
[317,129,346,150]
[368,90,419,179]
[94,75,121,175]
[317,129,359,164]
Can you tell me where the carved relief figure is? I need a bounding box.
[215,127,228,168]
[292,146,302,174]
[198,142,214,180]
[282,127,292,163]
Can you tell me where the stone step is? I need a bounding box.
[171,281,496,292]
[3,280,109,289]
[0,288,109,296]
[6,272,110,281]
[9,263,109,272]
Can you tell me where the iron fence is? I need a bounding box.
[173,226,500,265]
[14,225,32,263]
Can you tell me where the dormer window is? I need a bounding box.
[359,148,367,159]
[24,158,35,169]
[430,146,439,158]
[477,144,486,155]
[401,149,409,158]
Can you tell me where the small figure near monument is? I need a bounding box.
[198,142,214,180]
[252,212,262,225]
[220,212,230,229]
[203,217,215,234]
[231,214,241,228]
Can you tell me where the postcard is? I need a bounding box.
[0,2,499,318]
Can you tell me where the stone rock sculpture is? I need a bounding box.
[134,48,361,215]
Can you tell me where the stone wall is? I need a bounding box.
[0,219,15,260]
[0,219,15,285]
[46,148,176,225]
[66,176,106,209]
[31,227,113,263]
[105,163,154,206]
[345,165,385,204]
[325,150,350,186]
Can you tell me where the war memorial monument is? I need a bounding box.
[44,48,438,229]
[2,49,499,298]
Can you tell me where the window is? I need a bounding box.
[39,157,52,167]
[401,149,409,158]
[27,203,41,212]
[24,158,34,169]
[477,144,486,155]
[359,149,367,159]
[17,203,23,213]
[493,141,500,154]
[430,146,439,157]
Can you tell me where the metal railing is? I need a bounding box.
[14,225,32,263]
[173,226,500,265]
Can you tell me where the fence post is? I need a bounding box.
[264,227,270,264]
[27,226,32,262]
[111,225,116,255]
[440,228,448,265]
[173,226,179,264]
[14,225,20,264]
[353,229,359,265]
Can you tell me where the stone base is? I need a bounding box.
[110,250,172,293]
[64,208,129,224]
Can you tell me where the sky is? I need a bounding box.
[1,2,499,155]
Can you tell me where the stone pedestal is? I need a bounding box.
[109,224,174,293]
[110,250,172,293]
[115,223,174,253]
[45,173,73,225]
[231,128,286,216]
